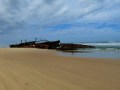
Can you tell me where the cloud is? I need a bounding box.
[0,0,119,25]
[0,0,120,46]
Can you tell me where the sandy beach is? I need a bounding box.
[0,48,120,90]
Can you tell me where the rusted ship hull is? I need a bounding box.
[10,40,60,49]
[10,40,94,50]
[57,43,94,50]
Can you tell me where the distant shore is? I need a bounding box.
[0,48,120,90]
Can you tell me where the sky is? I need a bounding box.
[0,0,120,47]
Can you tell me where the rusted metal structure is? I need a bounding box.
[35,40,60,49]
[58,43,94,50]
[10,40,60,49]
[10,39,94,50]
[9,41,36,48]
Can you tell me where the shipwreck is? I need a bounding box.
[10,39,94,50]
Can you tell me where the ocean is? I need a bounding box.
[58,42,120,59]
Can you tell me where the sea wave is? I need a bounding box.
[77,42,120,48]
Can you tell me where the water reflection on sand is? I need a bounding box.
[57,48,120,59]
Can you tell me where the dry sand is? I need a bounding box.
[0,48,120,90]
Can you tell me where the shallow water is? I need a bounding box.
[58,47,120,59]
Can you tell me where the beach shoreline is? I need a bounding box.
[57,48,120,60]
[0,48,120,90]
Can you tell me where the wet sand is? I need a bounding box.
[0,48,120,90]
